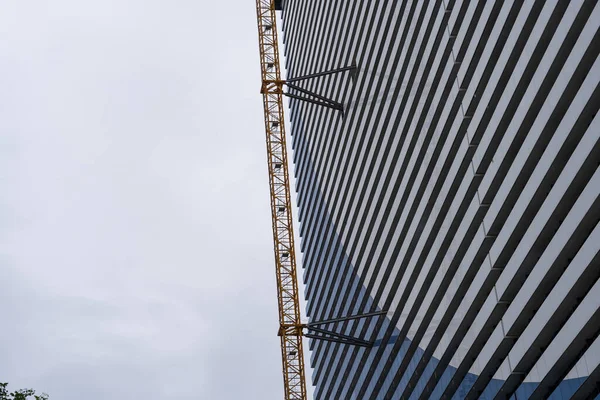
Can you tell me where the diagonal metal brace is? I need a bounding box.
[306,326,373,347]
[284,82,344,111]
[279,63,358,113]
[306,310,388,327]
[286,63,358,83]
[261,78,343,112]
[277,311,388,347]
[283,92,343,111]
[301,309,388,348]
[304,333,372,347]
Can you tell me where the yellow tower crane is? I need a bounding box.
[254,1,387,399]
[254,1,306,399]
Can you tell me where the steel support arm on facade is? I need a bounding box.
[286,64,357,83]
[284,84,344,111]
[301,310,388,348]
[304,333,373,347]
[281,64,357,113]
[306,310,388,327]
[305,326,373,347]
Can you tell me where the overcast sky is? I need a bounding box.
[0,1,311,399]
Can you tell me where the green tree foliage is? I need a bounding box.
[0,383,48,400]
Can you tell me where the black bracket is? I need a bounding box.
[304,310,387,347]
[284,82,344,112]
[283,63,358,113]
[286,64,358,83]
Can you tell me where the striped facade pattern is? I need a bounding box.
[281,1,600,399]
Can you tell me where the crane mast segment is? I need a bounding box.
[255,1,307,399]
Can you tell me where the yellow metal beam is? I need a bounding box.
[254,1,307,399]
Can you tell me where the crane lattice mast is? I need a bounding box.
[254,1,307,399]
